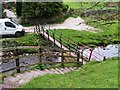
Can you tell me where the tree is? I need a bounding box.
[16,0,22,17]
[22,2,68,18]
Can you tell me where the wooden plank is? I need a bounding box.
[1,53,39,62]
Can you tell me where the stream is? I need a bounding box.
[0,44,119,74]
[83,44,119,61]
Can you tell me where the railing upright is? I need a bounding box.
[60,33,62,49]
[53,30,55,46]
[61,49,64,68]
[15,43,20,73]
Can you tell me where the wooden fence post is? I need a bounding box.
[38,46,42,63]
[15,43,20,73]
[88,48,93,62]
[61,49,64,68]
[38,24,41,33]
[53,30,55,46]
[35,25,37,33]
[46,30,49,40]
[60,33,62,48]
[103,56,106,61]
[15,57,20,73]
[81,49,84,65]
[41,25,44,37]
[68,37,70,50]
[34,28,36,33]
[77,51,80,67]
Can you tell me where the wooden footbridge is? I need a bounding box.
[1,24,105,75]
[34,24,105,62]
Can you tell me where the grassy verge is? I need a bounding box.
[30,63,82,71]
[2,33,46,47]
[20,57,118,88]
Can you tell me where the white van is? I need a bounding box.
[0,18,25,37]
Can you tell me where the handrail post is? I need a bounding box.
[38,47,42,63]
[35,25,37,33]
[15,43,20,73]
[60,33,62,49]
[38,24,41,33]
[103,56,106,61]
[34,28,35,33]
[88,48,93,62]
[42,25,44,37]
[68,37,70,50]
[46,30,49,40]
[53,30,55,46]
[61,49,64,68]
[38,45,43,70]
[77,51,80,67]
[81,49,84,65]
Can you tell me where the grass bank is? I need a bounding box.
[48,21,119,47]
[2,33,46,48]
[63,2,118,10]
[20,57,118,88]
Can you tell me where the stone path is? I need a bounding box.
[25,17,97,33]
[1,67,80,89]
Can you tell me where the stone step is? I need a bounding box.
[49,68,60,74]
[72,67,77,70]
[55,68,65,74]
[68,67,75,71]
[19,72,34,79]
[64,67,71,72]
[59,68,69,73]
[3,67,81,88]
[43,69,54,74]
[30,70,45,77]
[74,67,81,71]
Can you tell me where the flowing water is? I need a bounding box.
[0,44,119,74]
[83,44,119,61]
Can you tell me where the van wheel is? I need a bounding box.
[15,32,21,37]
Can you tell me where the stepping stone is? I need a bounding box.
[49,68,60,74]
[55,68,64,74]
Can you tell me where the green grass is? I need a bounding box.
[63,2,118,10]
[2,33,46,48]
[20,57,118,88]
[21,23,33,27]
[31,63,82,70]
[48,21,119,47]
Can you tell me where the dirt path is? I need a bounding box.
[25,17,96,32]
[1,67,80,89]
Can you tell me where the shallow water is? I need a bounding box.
[0,44,119,74]
[83,44,119,61]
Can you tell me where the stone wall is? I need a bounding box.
[81,9,118,17]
